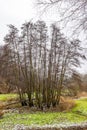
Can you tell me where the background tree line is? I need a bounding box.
[0,20,85,109]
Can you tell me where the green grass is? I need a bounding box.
[0,112,87,130]
[0,95,87,130]
[72,98,87,115]
[0,94,18,101]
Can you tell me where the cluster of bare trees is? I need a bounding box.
[0,21,85,108]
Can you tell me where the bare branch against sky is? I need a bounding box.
[37,0,87,36]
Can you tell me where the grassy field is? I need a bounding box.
[72,98,87,115]
[0,94,87,130]
[0,94,18,101]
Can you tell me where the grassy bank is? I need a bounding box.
[0,94,87,130]
[72,98,87,115]
[0,94,18,101]
[0,112,87,130]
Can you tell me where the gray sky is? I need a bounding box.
[0,0,71,43]
[0,0,87,74]
[0,0,37,44]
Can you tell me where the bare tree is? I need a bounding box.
[37,0,87,33]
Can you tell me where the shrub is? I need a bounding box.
[59,97,76,111]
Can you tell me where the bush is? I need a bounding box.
[59,97,76,111]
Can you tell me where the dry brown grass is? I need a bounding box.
[48,97,76,112]
[59,96,76,111]
[0,102,5,109]
[0,110,4,117]
[77,91,87,98]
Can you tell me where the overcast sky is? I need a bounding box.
[0,0,72,43]
[0,0,87,74]
[0,0,37,44]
